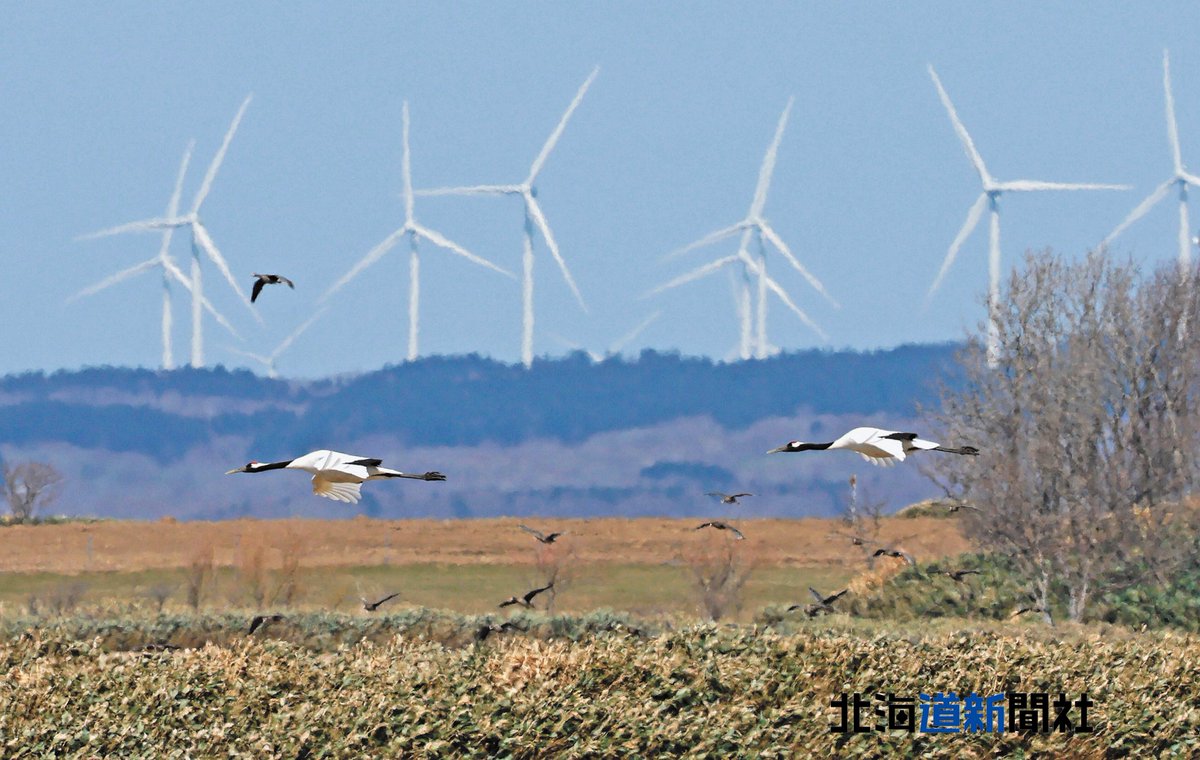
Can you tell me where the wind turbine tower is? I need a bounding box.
[649,98,837,358]
[925,65,1129,362]
[322,102,512,360]
[79,95,260,368]
[1101,50,1200,268]
[225,308,327,379]
[417,68,599,368]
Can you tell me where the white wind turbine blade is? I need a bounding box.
[758,221,840,308]
[67,257,160,302]
[156,141,195,262]
[928,192,989,302]
[608,311,661,354]
[401,101,415,223]
[1165,50,1184,175]
[750,97,794,217]
[527,66,600,184]
[998,180,1129,192]
[191,94,252,213]
[412,222,514,277]
[1100,180,1173,248]
[546,331,602,361]
[224,346,271,368]
[322,228,406,302]
[664,223,749,261]
[272,307,328,360]
[526,194,587,311]
[755,266,828,342]
[192,221,261,321]
[1183,171,1200,187]
[927,64,991,187]
[645,254,741,297]
[76,217,190,241]
[413,183,522,197]
[163,262,241,341]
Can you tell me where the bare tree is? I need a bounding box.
[929,251,1200,622]
[2,462,63,523]
[683,531,755,621]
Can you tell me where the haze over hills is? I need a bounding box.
[0,344,961,521]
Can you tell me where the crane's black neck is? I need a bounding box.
[248,459,292,473]
[796,442,833,451]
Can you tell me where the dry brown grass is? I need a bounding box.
[0,516,968,575]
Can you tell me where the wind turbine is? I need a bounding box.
[1101,50,1200,268]
[925,65,1129,362]
[224,308,327,379]
[71,141,240,368]
[650,98,837,357]
[322,101,512,361]
[78,95,260,368]
[416,67,599,368]
[550,310,662,362]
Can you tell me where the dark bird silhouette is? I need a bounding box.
[937,569,982,583]
[248,613,284,635]
[475,620,524,641]
[499,582,555,609]
[872,547,916,566]
[361,592,401,611]
[519,524,567,544]
[139,642,182,654]
[829,530,876,547]
[789,586,849,617]
[251,273,295,303]
[1010,605,1046,619]
[706,491,753,505]
[944,503,982,514]
[694,521,745,540]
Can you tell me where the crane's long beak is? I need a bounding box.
[766,445,787,454]
[225,466,246,475]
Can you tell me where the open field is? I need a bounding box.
[0,516,968,573]
[0,517,967,620]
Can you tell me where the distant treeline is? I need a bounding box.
[0,344,960,460]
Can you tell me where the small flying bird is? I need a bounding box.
[1010,605,1046,619]
[789,586,849,617]
[475,620,524,641]
[361,592,401,611]
[250,273,295,303]
[694,521,745,540]
[829,530,876,547]
[248,613,284,635]
[944,502,982,514]
[226,449,446,504]
[706,491,753,505]
[768,426,979,466]
[937,569,982,583]
[499,582,555,609]
[872,547,916,566]
[519,524,567,544]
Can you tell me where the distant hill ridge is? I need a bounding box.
[0,344,960,459]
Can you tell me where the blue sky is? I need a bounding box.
[3,3,1200,377]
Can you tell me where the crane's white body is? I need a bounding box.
[769,426,955,467]
[228,449,440,504]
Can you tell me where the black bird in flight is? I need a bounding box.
[1010,605,1046,619]
[936,569,982,583]
[695,521,745,540]
[476,620,524,641]
[361,592,401,611]
[519,525,567,544]
[706,491,753,505]
[872,547,916,566]
[789,586,849,617]
[251,273,295,303]
[248,613,284,635]
[499,582,555,609]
